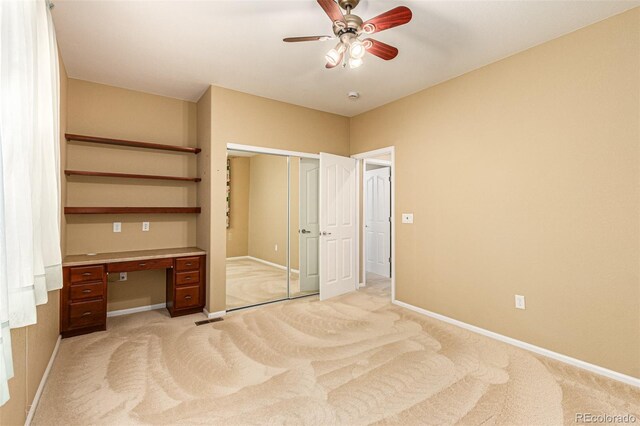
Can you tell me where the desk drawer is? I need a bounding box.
[176,256,200,272]
[108,257,173,273]
[174,285,200,309]
[70,265,104,283]
[176,270,199,286]
[70,281,104,301]
[69,299,105,328]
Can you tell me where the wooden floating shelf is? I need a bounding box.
[65,133,201,154]
[65,170,201,182]
[64,207,201,214]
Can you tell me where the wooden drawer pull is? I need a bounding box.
[139,263,146,267]
[82,272,92,276]
[184,295,192,300]
[185,276,191,280]
[82,311,92,316]
[185,262,192,266]
[82,289,92,293]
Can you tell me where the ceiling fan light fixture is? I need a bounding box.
[349,57,363,69]
[349,40,366,59]
[325,48,341,66]
[326,42,346,66]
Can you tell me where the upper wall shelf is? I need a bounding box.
[65,133,201,154]
[65,170,201,182]
[64,207,201,214]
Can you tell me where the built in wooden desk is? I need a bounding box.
[61,247,206,338]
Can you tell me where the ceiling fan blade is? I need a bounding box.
[364,38,398,60]
[362,6,412,34]
[325,52,344,69]
[317,0,346,24]
[283,36,333,42]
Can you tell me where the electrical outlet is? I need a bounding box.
[119,272,127,281]
[142,221,150,232]
[515,295,526,310]
[274,244,278,252]
[402,213,414,224]
[113,222,121,233]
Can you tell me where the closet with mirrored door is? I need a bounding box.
[225,149,320,310]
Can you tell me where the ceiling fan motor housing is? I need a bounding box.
[334,14,363,38]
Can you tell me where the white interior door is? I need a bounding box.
[319,153,357,300]
[299,158,320,292]
[365,166,391,277]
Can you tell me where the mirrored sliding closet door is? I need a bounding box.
[225,150,319,310]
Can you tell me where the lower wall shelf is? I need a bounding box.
[64,207,201,214]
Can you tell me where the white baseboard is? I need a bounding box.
[203,308,226,319]
[358,282,365,288]
[392,300,640,389]
[25,335,61,425]
[107,303,166,318]
[229,256,300,274]
[247,256,287,271]
[247,256,286,271]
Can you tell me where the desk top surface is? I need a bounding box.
[63,247,206,267]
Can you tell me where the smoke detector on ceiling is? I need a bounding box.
[348,91,360,100]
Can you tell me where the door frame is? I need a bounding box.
[352,146,396,302]
[227,143,320,160]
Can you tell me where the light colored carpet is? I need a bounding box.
[34,280,638,425]
[226,258,315,309]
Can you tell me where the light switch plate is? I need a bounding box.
[515,295,526,310]
[119,272,127,281]
[113,222,121,233]
[402,213,414,224]
[142,221,150,232]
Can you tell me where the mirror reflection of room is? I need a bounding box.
[225,151,320,310]
[226,151,289,309]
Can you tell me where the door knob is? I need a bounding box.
[300,229,311,234]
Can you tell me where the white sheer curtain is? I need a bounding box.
[0,0,62,406]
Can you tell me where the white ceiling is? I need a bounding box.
[53,0,639,117]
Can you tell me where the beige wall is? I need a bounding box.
[247,154,289,266]
[226,156,250,257]
[350,9,640,378]
[0,54,67,426]
[196,87,216,313]
[200,85,350,312]
[65,79,199,311]
[0,296,60,426]
[226,154,301,270]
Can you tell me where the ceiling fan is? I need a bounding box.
[283,0,412,69]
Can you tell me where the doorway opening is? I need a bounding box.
[353,147,395,301]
